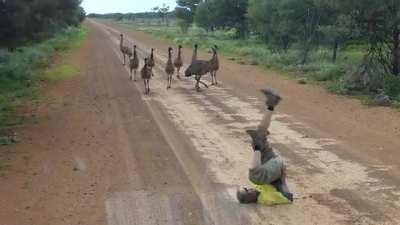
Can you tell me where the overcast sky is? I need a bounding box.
[82,0,177,14]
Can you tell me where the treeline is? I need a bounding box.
[176,0,400,80]
[88,12,159,20]
[0,0,85,50]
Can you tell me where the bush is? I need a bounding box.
[0,26,87,127]
[384,75,400,101]
[326,80,349,94]
[313,64,345,81]
[344,61,385,92]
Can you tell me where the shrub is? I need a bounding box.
[384,75,400,101]
[0,26,86,127]
[313,64,345,82]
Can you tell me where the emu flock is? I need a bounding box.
[120,33,220,95]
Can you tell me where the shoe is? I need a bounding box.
[261,89,282,108]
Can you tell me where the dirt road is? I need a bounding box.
[1,19,399,225]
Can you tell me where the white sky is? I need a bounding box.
[81,0,177,14]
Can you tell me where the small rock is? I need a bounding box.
[374,93,392,106]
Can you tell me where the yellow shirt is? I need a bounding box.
[254,184,292,205]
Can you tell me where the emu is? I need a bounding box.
[148,48,155,76]
[185,46,217,91]
[119,34,132,65]
[129,45,139,81]
[165,47,175,89]
[209,45,219,85]
[141,57,152,95]
[174,45,183,79]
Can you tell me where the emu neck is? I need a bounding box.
[192,48,197,61]
[120,36,123,48]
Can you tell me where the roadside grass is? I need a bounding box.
[41,63,80,83]
[0,26,87,137]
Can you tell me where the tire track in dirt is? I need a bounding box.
[91,20,400,225]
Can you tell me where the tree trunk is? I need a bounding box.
[392,28,400,76]
[332,38,339,63]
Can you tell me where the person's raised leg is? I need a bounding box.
[257,89,282,137]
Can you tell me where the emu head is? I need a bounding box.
[134,45,137,49]
[194,44,198,49]
[178,45,182,49]
[168,47,173,52]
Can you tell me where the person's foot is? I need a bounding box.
[261,89,282,109]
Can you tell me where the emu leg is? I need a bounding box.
[148,80,151,94]
[143,79,147,94]
[177,68,181,79]
[199,80,208,88]
[130,69,133,80]
[214,71,218,85]
[195,78,200,91]
[133,70,137,82]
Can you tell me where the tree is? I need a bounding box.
[343,0,400,76]
[175,0,200,32]
[204,0,249,38]
[319,14,355,62]
[194,1,213,31]
[152,3,170,25]
[0,0,85,50]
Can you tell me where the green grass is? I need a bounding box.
[0,26,87,131]
[42,64,80,83]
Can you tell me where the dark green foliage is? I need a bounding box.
[0,0,85,49]
[384,75,400,101]
[194,2,213,31]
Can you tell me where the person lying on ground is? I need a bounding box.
[237,89,294,204]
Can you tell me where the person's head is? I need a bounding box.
[237,187,260,204]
